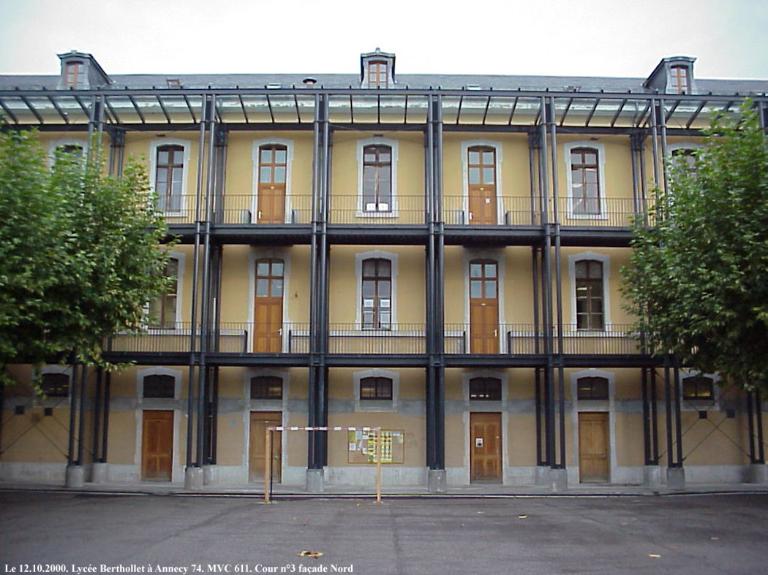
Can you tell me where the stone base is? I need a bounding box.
[202,465,218,486]
[747,464,767,484]
[91,462,109,484]
[184,466,204,490]
[306,468,325,493]
[643,465,661,488]
[534,466,551,486]
[666,466,686,490]
[427,469,447,494]
[65,465,85,488]
[550,468,568,491]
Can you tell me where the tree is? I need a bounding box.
[0,130,173,382]
[621,102,768,390]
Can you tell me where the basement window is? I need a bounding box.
[469,378,502,401]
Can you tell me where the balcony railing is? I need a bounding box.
[216,194,312,224]
[557,197,648,228]
[445,323,643,355]
[443,196,539,226]
[328,195,427,225]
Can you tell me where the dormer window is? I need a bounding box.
[670,65,689,94]
[360,48,396,89]
[367,61,389,88]
[65,61,84,88]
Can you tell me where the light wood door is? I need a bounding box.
[469,260,499,354]
[579,412,610,483]
[257,145,287,223]
[141,410,173,481]
[470,412,502,482]
[254,259,284,353]
[468,146,497,225]
[249,411,282,482]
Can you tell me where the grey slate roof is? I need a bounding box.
[0,72,766,94]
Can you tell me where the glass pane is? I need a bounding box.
[261,148,273,163]
[274,149,287,163]
[363,312,374,327]
[469,167,480,185]
[156,170,167,184]
[378,281,390,297]
[257,261,270,276]
[468,150,480,164]
[172,180,182,194]
[172,167,183,182]
[378,260,391,276]
[362,280,375,298]
[158,151,169,165]
[260,166,272,183]
[363,260,375,275]
[470,280,482,298]
[589,263,602,279]
[485,281,496,298]
[274,166,286,183]
[256,279,269,297]
[575,263,587,279]
[271,279,283,297]
[272,261,284,277]
[482,151,494,165]
[470,263,482,277]
[485,263,496,277]
[380,312,391,327]
[483,167,495,184]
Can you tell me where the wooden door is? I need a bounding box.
[254,259,284,352]
[469,260,499,354]
[470,412,502,482]
[249,411,282,482]
[468,146,497,225]
[579,412,610,482]
[141,410,173,481]
[257,145,287,223]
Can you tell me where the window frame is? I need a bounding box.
[137,367,181,402]
[251,138,294,224]
[682,376,715,402]
[356,138,398,218]
[469,377,502,401]
[360,258,392,330]
[148,257,180,329]
[354,369,399,412]
[355,251,397,331]
[669,65,690,95]
[149,139,191,216]
[460,141,504,225]
[564,142,608,220]
[47,138,88,167]
[366,60,389,89]
[40,372,70,398]
[569,253,611,331]
[142,374,176,399]
[250,376,284,400]
[576,376,610,400]
[64,61,85,89]
[359,377,394,401]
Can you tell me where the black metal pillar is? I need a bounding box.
[650,367,659,463]
[76,365,87,465]
[108,127,125,178]
[673,364,683,466]
[101,371,111,463]
[92,367,103,463]
[425,96,437,469]
[748,390,756,463]
[649,98,662,209]
[67,363,79,466]
[757,390,765,464]
[434,94,446,471]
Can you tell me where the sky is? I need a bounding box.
[0,0,766,80]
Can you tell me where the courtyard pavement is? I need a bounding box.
[2,490,767,574]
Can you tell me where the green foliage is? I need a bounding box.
[0,131,174,380]
[622,102,768,390]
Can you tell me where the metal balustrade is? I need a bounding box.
[556,197,649,228]
[216,194,312,224]
[327,324,427,354]
[443,196,539,226]
[328,195,428,225]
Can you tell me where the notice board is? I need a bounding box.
[347,429,405,464]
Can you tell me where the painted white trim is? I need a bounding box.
[148,139,192,216]
[356,138,399,218]
[570,369,617,484]
[460,140,504,225]
[251,138,294,224]
[47,138,88,167]
[563,141,608,220]
[462,249,507,352]
[353,368,400,412]
[567,251,612,329]
[354,250,398,330]
[677,369,722,412]
[242,369,290,483]
[247,248,292,352]
[134,367,184,483]
[462,370,509,485]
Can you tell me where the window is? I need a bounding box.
[65,61,84,88]
[575,260,604,330]
[577,377,609,400]
[570,147,601,215]
[250,376,283,400]
[155,145,184,212]
[470,260,497,299]
[670,65,689,94]
[671,147,697,170]
[360,377,393,400]
[469,377,502,401]
[143,375,175,399]
[40,373,69,398]
[57,144,84,158]
[256,259,284,298]
[367,61,388,88]
[149,258,179,329]
[362,145,392,213]
[682,376,714,401]
[361,258,391,329]
[259,145,288,188]
[468,146,496,188]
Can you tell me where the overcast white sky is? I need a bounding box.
[0,0,766,80]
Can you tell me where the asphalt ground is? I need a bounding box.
[1,492,766,574]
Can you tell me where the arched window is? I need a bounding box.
[155,144,185,212]
[682,376,714,401]
[361,258,391,329]
[575,260,604,330]
[143,374,175,399]
[362,145,392,213]
[469,377,502,401]
[577,377,609,400]
[570,147,601,215]
[149,258,179,329]
[360,377,393,400]
[250,376,283,400]
[40,373,69,398]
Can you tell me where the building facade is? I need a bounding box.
[1,50,767,491]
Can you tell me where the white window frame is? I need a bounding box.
[678,369,722,411]
[47,138,88,167]
[251,138,294,224]
[247,249,292,352]
[354,369,399,412]
[145,251,185,332]
[568,252,611,331]
[462,249,507,352]
[357,138,399,218]
[564,142,608,220]
[149,139,191,217]
[361,60,394,89]
[570,369,617,484]
[355,250,398,331]
[460,140,504,225]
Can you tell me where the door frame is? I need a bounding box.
[461,140,504,226]
[242,369,289,483]
[252,138,294,224]
[463,250,506,353]
[570,369,617,484]
[247,250,292,352]
[463,370,508,485]
[135,367,183,483]
[140,409,176,481]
